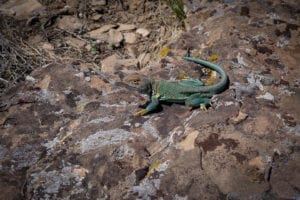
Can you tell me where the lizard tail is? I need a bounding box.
[183,56,229,94]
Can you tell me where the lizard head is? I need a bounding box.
[123,74,152,95]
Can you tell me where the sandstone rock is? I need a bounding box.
[90,76,106,89]
[146,141,163,156]
[41,42,54,50]
[92,24,116,34]
[230,111,248,124]
[85,43,92,51]
[117,24,136,32]
[101,54,138,73]
[0,0,43,19]
[57,16,83,32]
[126,46,138,58]
[91,0,106,6]
[72,167,89,178]
[66,0,79,8]
[248,156,267,171]
[123,32,137,44]
[108,29,123,47]
[101,54,119,73]
[136,28,150,37]
[65,37,86,48]
[0,8,16,16]
[118,59,138,67]
[179,130,199,151]
[90,14,102,21]
[87,24,117,40]
[35,75,51,90]
[128,0,139,11]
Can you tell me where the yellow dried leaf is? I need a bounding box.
[159,45,169,58]
[77,104,85,112]
[146,160,161,178]
[209,54,218,62]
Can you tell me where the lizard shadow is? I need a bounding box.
[139,101,202,114]
[139,101,178,114]
[139,100,213,114]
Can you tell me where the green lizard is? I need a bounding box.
[124,56,229,116]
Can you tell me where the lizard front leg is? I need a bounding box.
[135,94,160,116]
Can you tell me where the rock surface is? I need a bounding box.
[0,0,43,19]
[0,0,300,200]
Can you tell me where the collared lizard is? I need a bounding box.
[124,56,229,116]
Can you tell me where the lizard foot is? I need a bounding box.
[200,104,208,111]
[134,109,148,116]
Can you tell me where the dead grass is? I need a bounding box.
[0,16,51,94]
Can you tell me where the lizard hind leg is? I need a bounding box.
[185,94,212,111]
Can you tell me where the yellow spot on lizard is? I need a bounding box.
[205,54,218,85]
[178,71,190,80]
[209,54,219,62]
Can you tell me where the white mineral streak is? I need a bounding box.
[80,129,138,153]
[256,92,274,101]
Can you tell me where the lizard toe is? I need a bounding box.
[134,109,148,116]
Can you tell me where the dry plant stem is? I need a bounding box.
[0,78,9,83]
[199,147,204,170]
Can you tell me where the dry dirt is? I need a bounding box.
[0,0,300,199]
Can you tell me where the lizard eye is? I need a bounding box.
[131,79,140,84]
